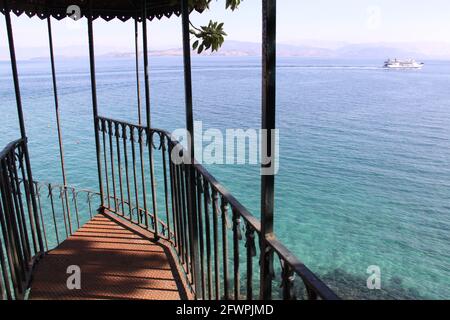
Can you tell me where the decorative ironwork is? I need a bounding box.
[0,0,205,22]
[0,139,43,299]
[280,257,296,300]
[87,117,339,301]
[1,0,339,302]
[1,125,338,301]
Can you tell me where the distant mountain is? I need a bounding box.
[334,44,422,59]
[3,40,450,61]
[141,40,450,59]
[215,41,441,59]
[218,41,335,57]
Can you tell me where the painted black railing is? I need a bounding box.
[0,139,43,299]
[0,144,101,300]
[32,181,102,250]
[1,123,338,300]
[1,178,102,299]
[94,116,339,300]
[95,116,169,237]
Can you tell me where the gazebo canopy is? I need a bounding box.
[0,0,205,21]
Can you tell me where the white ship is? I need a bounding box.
[383,58,424,69]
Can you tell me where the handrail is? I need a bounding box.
[193,162,262,232]
[1,126,338,300]
[0,138,42,299]
[95,115,338,300]
[268,237,339,300]
[0,138,25,160]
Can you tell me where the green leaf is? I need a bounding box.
[189,0,243,54]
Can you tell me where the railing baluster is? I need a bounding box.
[34,183,48,251]
[171,159,181,254]
[183,161,197,287]
[15,152,39,253]
[232,208,241,300]
[196,170,205,299]
[130,126,140,224]
[306,285,318,300]
[167,140,179,247]
[138,127,149,229]
[221,197,229,300]
[7,157,30,261]
[4,157,28,283]
[261,239,275,300]
[0,160,24,296]
[0,192,20,298]
[108,120,118,212]
[0,255,4,300]
[71,189,80,229]
[59,187,68,238]
[122,124,133,220]
[48,185,59,245]
[0,236,12,299]
[62,186,73,235]
[180,164,190,277]
[245,222,256,300]
[211,189,220,299]
[174,162,185,264]
[202,178,212,300]
[147,130,159,238]
[87,193,93,219]
[161,134,171,239]
[115,122,125,216]
[280,258,295,300]
[101,119,111,208]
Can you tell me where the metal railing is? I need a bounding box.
[32,181,102,250]
[95,116,169,236]
[0,139,43,299]
[95,116,339,300]
[1,121,338,300]
[0,139,102,300]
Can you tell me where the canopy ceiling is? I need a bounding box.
[0,0,205,22]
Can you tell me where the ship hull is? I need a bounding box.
[384,65,423,69]
[383,59,424,69]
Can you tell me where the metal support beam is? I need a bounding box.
[4,1,44,254]
[142,0,159,239]
[260,0,276,300]
[4,2,25,140]
[47,16,73,235]
[87,2,105,207]
[134,17,142,125]
[181,0,202,299]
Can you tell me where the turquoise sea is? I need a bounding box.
[1,56,450,299]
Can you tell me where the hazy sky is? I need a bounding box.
[1,0,450,55]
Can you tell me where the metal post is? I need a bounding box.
[260,0,276,300]
[181,0,202,299]
[47,16,73,235]
[4,0,44,253]
[142,0,159,239]
[87,1,105,207]
[134,17,142,125]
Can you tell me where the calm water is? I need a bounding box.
[1,56,449,299]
